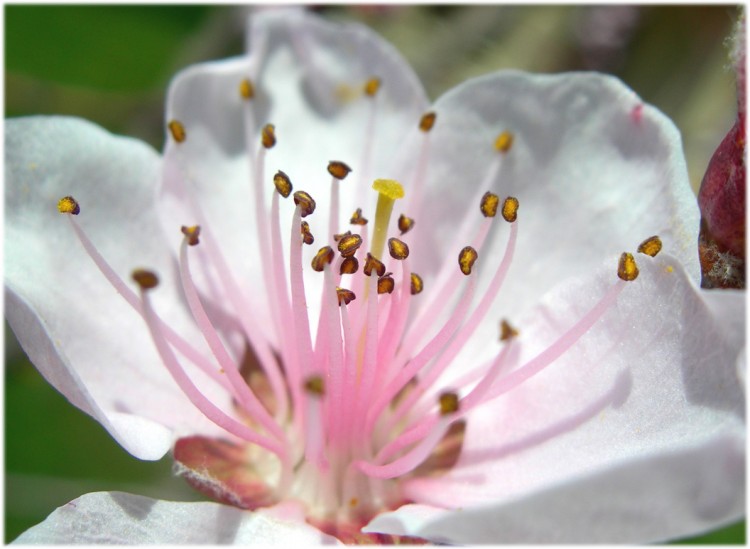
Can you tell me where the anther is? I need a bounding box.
[338,233,363,258]
[273,170,293,198]
[327,161,352,180]
[301,221,314,245]
[439,392,460,415]
[499,319,519,341]
[57,196,80,215]
[617,252,639,281]
[459,246,479,276]
[480,192,500,218]
[293,191,316,217]
[494,130,514,153]
[388,237,410,260]
[168,120,186,143]
[364,253,386,277]
[350,208,368,226]
[304,375,325,397]
[132,269,159,290]
[334,231,352,243]
[336,287,356,306]
[377,273,395,295]
[180,225,201,246]
[419,111,437,132]
[637,235,663,257]
[261,124,276,149]
[311,246,334,272]
[364,77,381,97]
[239,78,255,100]
[398,214,415,235]
[501,196,519,223]
[340,256,359,275]
[410,273,424,295]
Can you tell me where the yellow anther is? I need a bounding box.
[132,269,159,290]
[336,287,356,306]
[439,392,460,416]
[300,221,314,245]
[372,179,405,200]
[363,253,386,277]
[180,225,201,246]
[239,78,255,100]
[338,233,363,258]
[311,246,334,272]
[388,237,410,260]
[273,170,293,198]
[304,375,325,396]
[327,161,352,180]
[340,256,359,275]
[419,111,437,132]
[637,235,663,257]
[501,196,519,223]
[398,214,415,235]
[618,252,639,281]
[293,191,316,218]
[364,77,381,97]
[499,319,519,341]
[334,230,352,243]
[480,191,500,218]
[494,130,514,153]
[261,123,276,149]
[458,246,479,276]
[168,120,186,143]
[57,196,80,215]
[377,273,395,295]
[350,208,368,226]
[410,272,424,295]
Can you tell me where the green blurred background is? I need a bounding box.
[4,4,744,543]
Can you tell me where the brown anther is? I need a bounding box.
[239,78,255,100]
[501,196,519,223]
[336,287,356,306]
[333,230,351,243]
[340,256,359,275]
[311,246,334,272]
[398,214,415,235]
[350,208,368,226]
[132,269,159,290]
[439,392,460,415]
[377,273,395,294]
[364,253,386,277]
[168,120,186,143]
[364,77,381,97]
[300,221,314,245]
[494,130,514,153]
[388,237,410,260]
[261,123,276,149]
[181,225,201,246]
[293,191,316,217]
[273,170,293,198]
[304,375,325,396]
[327,161,352,180]
[637,235,663,258]
[458,246,479,276]
[618,252,639,281]
[419,111,437,132]
[57,196,80,215]
[410,272,424,295]
[338,233,363,258]
[499,319,519,341]
[480,191,500,218]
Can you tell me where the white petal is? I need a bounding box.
[373,256,745,543]
[13,491,340,544]
[5,117,227,460]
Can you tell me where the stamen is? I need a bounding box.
[388,237,410,260]
[301,221,315,245]
[637,235,662,257]
[364,77,381,98]
[239,78,255,100]
[57,196,80,215]
[410,273,424,295]
[273,170,293,198]
[304,375,326,396]
[180,225,200,246]
[480,191,500,218]
[312,246,335,272]
[371,179,405,260]
[458,246,479,275]
[340,256,359,275]
[377,273,395,294]
[501,196,519,223]
[398,214,415,235]
[618,252,639,281]
[336,287,356,306]
[338,233,363,258]
[350,208,368,226]
[499,318,519,341]
[419,111,437,133]
[132,269,159,290]
[494,130,514,153]
[363,253,386,277]
[293,190,317,218]
[327,160,352,180]
[438,392,460,415]
[168,120,186,143]
[333,230,351,243]
[261,123,276,149]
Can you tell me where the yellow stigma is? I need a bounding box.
[494,130,514,153]
[57,196,80,215]
[370,179,405,261]
[618,252,639,282]
[239,78,255,100]
[637,235,663,257]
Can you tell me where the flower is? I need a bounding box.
[5,7,745,545]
